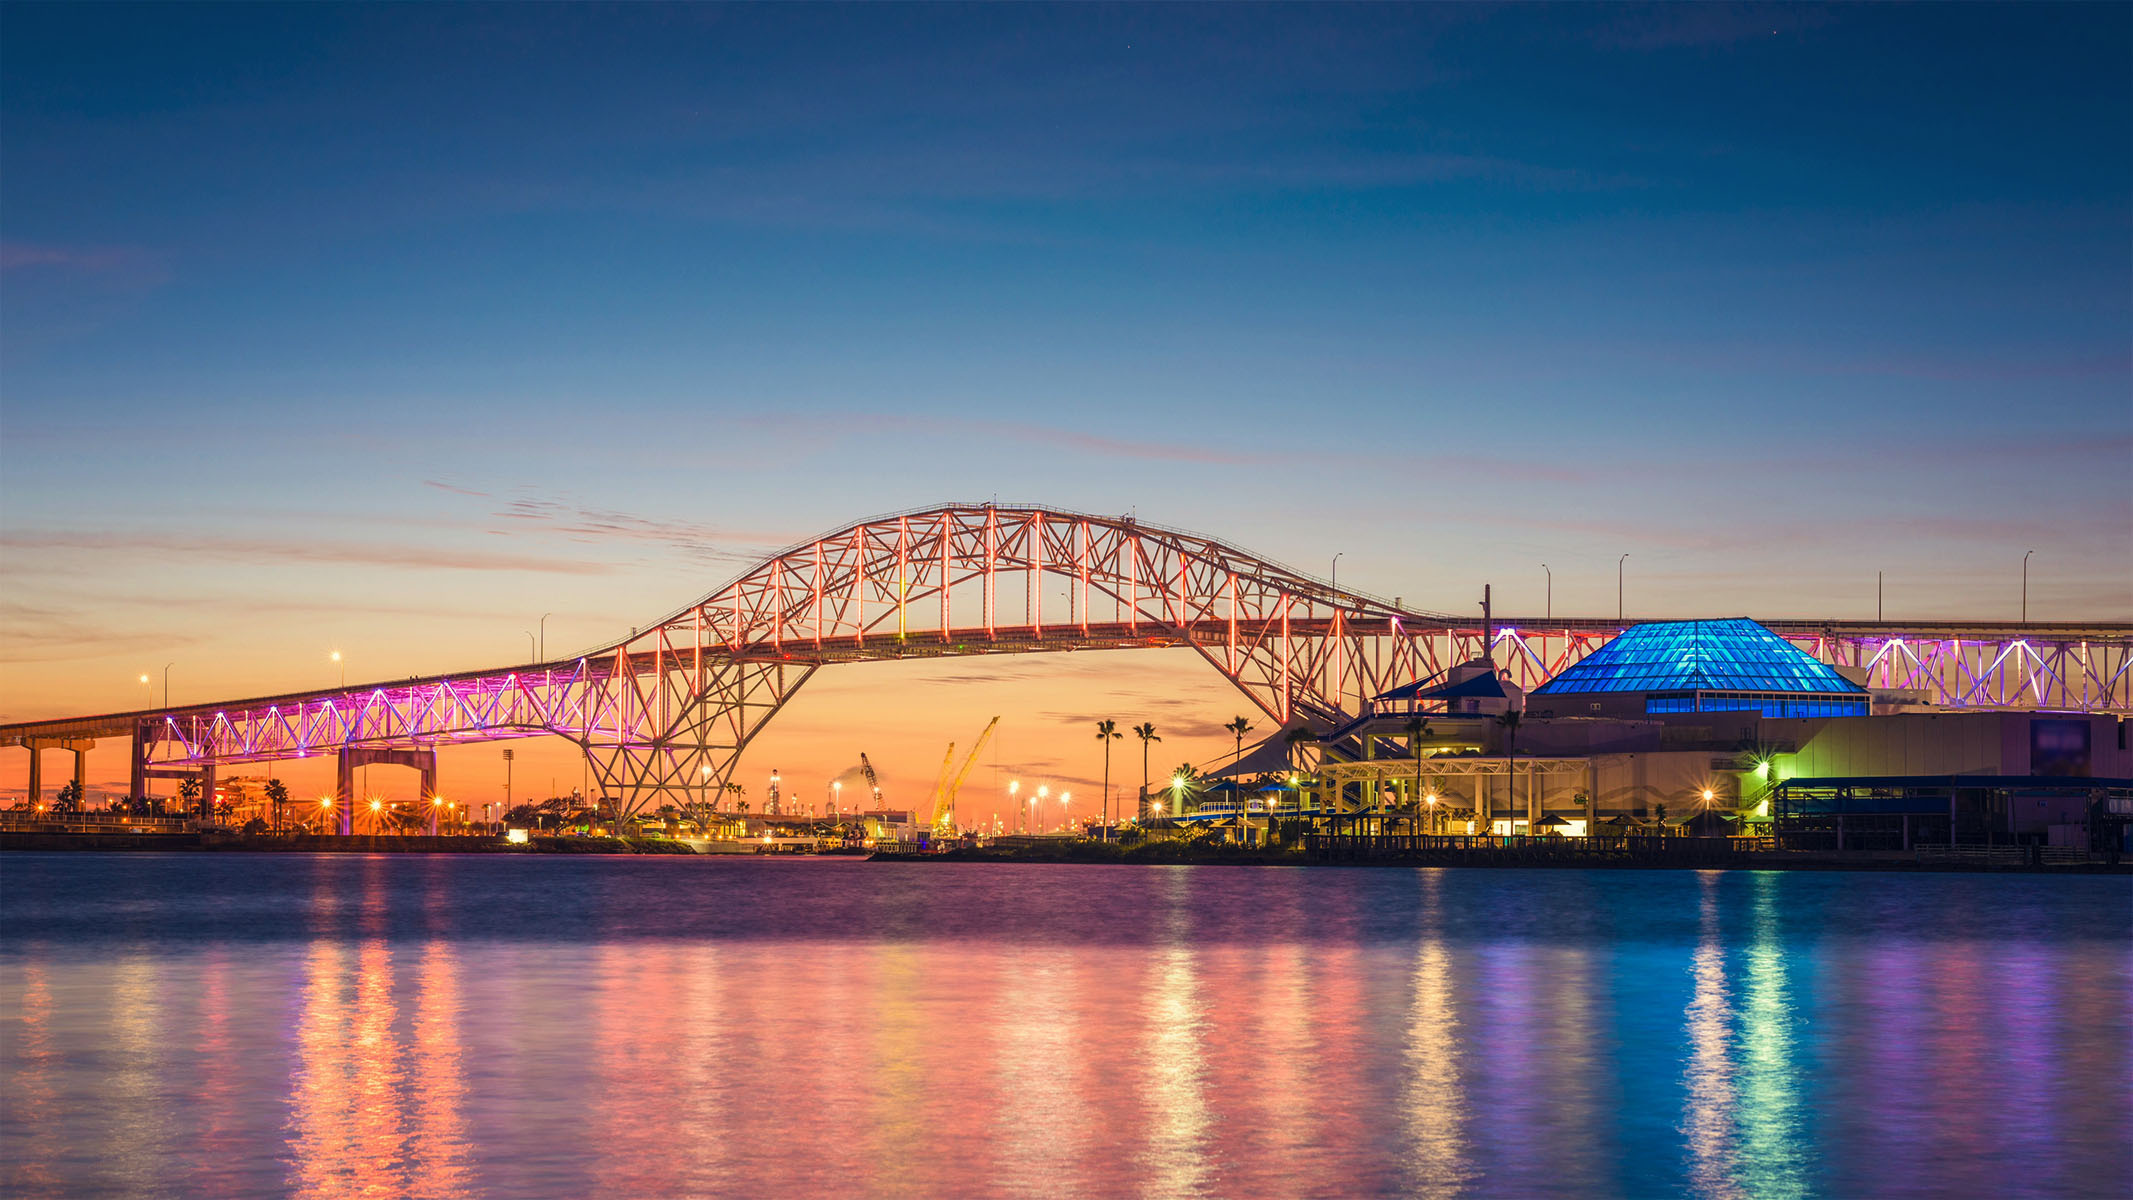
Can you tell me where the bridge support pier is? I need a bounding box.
[15,737,95,810]
[335,746,438,836]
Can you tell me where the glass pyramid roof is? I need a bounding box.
[1530,618,1867,696]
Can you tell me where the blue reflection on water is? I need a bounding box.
[3,855,2128,1199]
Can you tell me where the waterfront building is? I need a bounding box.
[1526,617,1870,719]
[1254,618,2133,848]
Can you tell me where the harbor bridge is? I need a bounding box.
[5,503,2128,822]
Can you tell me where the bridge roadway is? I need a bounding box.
[4,616,2126,745]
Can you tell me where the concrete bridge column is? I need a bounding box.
[129,723,147,804]
[336,750,356,835]
[199,763,216,822]
[26,748,41,810]
[335,745,439,836]
[73,749,88,810]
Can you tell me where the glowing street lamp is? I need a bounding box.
[1037,785,1049,832]
[1060,790,1071,834]
[1008,780,1019,831]
[331,650,344,689]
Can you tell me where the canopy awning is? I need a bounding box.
[1374,670,1509,704]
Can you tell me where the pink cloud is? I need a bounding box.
[0,531,613,575]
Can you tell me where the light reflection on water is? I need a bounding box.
[3,856,2129,1199]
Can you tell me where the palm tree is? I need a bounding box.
[265,778,290,832]
[1224,715,1255,764]
[1133,722,1161,817]
[1496,707,1523,835]
[1402,715,1433,833]
[722,781,745,814]
[1095,719,1123,838]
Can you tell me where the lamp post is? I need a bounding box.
[1037,785,1049,833]
[1008,780,1019,832]
[2022,550,2033,624]
[163,662,173,709]
[1617,554,1629,624]
[526,631,536,661]
[539,612,552,661]
[1060,790,1071,835]
[331,651,344,689]
[1542,564,1551,621]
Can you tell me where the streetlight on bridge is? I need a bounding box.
[2022,550,2034,624]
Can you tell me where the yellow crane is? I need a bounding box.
[929,716,999,834]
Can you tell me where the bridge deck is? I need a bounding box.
[5,617,2127,744]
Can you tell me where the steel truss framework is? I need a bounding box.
[1485,622,2133,714]
[3,504,2122,820]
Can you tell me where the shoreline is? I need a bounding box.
[0,831,694,855]
[871,845,2132,874]
[5,832,2123,873]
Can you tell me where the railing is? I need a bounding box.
[1912,844,2101,867]
[1303,832,1753,863]
[1303,830,2119,867]
[0,810,196,834]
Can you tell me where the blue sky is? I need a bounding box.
[2,4,2128,803]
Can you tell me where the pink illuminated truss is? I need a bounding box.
[96,503,2132,818]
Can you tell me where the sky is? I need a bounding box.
[3,3,2129,819]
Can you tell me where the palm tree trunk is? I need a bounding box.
[1102,744,1111,841]
[1141,743,1151,818]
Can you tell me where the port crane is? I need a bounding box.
[858,753,884,807]
[927,717,999,835]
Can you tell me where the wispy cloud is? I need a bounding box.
[422,479,491,498]
[0,241,161,275]
[0,603,207,664]
[491,495,798,564]
[0,531,614,575]
[1588,5,1834,52]
[743,412,1282,467]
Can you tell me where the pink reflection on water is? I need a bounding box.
[5,955,60,1196]
[5,863,2127,1200]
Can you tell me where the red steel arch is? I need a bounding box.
[130,504,1460,818]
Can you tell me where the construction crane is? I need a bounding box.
[930,717,999,834]
[924,741,959,826]
[858,753,884,808]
